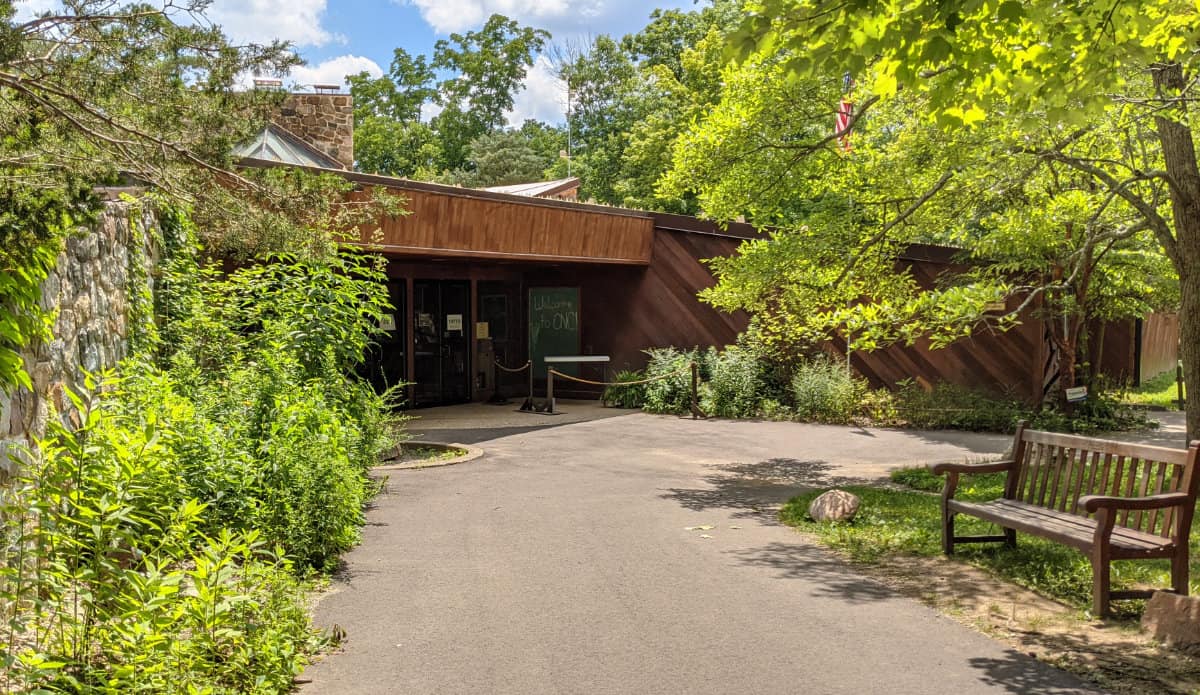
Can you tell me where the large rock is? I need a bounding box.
[1143,591,1200,649]
[808,489,861,523]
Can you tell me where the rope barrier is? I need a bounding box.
[547,362,694,388]
[494,359,532,373]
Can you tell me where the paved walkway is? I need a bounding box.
[301,407,1103,694]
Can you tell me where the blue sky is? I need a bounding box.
[16,0,698,125]
[288,0,698,124]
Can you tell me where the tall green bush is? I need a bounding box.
[642,347,699,414]
[2,209,399,689]
[790,357,864,424]
[702,345,765,418]
[0,385,322,692]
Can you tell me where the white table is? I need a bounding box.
[542,355,611,413]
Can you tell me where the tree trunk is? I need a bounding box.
[1179,270,1200,442]
[1152,63,1200,442]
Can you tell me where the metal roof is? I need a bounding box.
[481,177,580,198]
[234,124,345,169]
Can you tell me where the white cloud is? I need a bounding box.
[421,101,445,122]
[207,0,340,48]
[406,0,569,34]
[13,0,63,22]
[506,55,565,126]
[286,54,383,89]
[402,0,680,37]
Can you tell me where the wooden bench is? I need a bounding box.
[932,422,1199,617]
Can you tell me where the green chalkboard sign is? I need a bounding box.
[529,287,580,377]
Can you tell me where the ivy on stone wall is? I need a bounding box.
[0,240,60,394]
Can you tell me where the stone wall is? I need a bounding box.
[0,202,157,473]
[276,93,354,168]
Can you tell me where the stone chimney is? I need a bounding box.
[274,92,354,169]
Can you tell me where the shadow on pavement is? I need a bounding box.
[984,625,1200,694]
[968,652,1104,694]
[727,541,895,604]
[659,458,864,519]
[408,423,576,445]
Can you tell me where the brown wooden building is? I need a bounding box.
[237,92,1176,407]
[240,160,755,405]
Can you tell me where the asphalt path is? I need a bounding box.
[301,412,1103,694]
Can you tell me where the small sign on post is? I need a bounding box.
[1065,386,1088,403]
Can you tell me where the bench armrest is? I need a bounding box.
[930,460,1014,476]
[1079,492,1191,513]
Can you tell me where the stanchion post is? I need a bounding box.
[527,361,534,407]
[547,368,556,414]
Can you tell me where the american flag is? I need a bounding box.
[836,73,855,152]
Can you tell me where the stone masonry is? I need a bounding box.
[0,201,157,474]
[275,93,354,168]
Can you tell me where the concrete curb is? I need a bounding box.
[373,442,484,471]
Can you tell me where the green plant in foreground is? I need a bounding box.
[642,347,699,415]
[602,369,648,409]
[782,467,1198,613]
[790,357,864,424]
[0,384,323,692]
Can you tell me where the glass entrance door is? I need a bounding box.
[412,280,471,406]
[361,280,407,396]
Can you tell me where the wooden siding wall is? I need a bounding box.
[358,188,654,264]
[1092,318,1136,385]
[1140,312,1180,382]
[831,259,1047,402]
[525,230,749,394]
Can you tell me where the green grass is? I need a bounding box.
[1123,370,1185,410]
[402,445,468,463]
[782,466,1198,614]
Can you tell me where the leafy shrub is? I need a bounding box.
[2,214,399,690]
[602,369,648,408]
[642,347,700,414]
[790,357,864,424]
[758,398,793,420]
[893,380,1152,434]
[0,389,322,692]
[128,247,398,571]
[1028,389,1153,434]
[859,388,900,425]
[702,345,765,418]
[893,380,1028,432]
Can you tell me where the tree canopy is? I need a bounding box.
[0,0,400,390]
[693,0,1197,429]
[349,13,555,179]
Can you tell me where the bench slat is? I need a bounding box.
[1021,430,1190,464]
[948,499,1176,557]
[1133,459,1157,532]
[1160,465,1184,538]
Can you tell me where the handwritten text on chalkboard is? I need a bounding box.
[532,294,578,331]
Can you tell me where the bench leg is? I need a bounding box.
[942,509,955,556]
[1173,551,1190,596]
[1003,527,1017,549]
[1091,548,1111,618]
